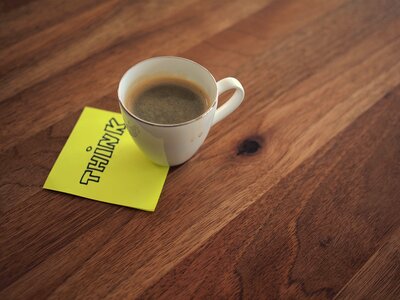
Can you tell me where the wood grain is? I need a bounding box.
[335,228,400,300]
[1,0,399,299]
[0,0,271,150]
[139,87,400,299]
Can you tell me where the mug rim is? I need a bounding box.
[118,56,218,128]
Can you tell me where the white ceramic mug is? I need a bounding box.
[118,56,244,166]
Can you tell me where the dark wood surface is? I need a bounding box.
[1,0,399,299]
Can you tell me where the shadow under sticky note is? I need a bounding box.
[43,107,169,211]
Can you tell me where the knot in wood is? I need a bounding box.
[237,138,262,155]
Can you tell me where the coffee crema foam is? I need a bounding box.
[126,77,211,124]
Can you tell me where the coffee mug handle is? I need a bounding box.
[212,77,245,125]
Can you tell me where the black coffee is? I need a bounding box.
[127,77,210,124]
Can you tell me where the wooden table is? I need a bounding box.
[1,0,399,299]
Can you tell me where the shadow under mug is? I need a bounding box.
[118,56,245,166]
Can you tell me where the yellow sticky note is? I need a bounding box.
[44,107,169,211]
